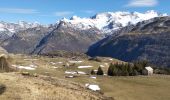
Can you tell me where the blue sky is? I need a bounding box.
[0,0,169,24]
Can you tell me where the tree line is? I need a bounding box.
[91,61,149,76]
[92,60,170,76]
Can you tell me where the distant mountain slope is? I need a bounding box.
[0,20,103,54]
[1,26,51,54]
[0,21,43,32]
[0,46,8,54]
[87,16,170,67]
[32,21,103,54]
[0,21,46,43]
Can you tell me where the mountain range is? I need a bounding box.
[0,10,169,67]
[59,10,167,33]
[87,16,170,67]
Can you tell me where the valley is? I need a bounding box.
[1,54,170,100]
[0,9,170,100]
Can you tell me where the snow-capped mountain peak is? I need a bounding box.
[0,21,43,33]
[57,10,168,33]
[0,21,45,40]
[70,16,81,20]
[18,20,41,29]
[0,10,168,37]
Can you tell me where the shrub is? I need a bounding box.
[0,84,6,95]
[0,56,11,72]
[154,67,170,75]
[127,63,133,76]
[91,69,96,75]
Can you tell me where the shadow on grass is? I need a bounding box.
[0,84,6,95]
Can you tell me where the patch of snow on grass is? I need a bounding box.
[77,71,86,75]
[29,64,37,68]
[85,84,100,91]
[69,61,83,63]
[65,71,86,75]
[109,59,113,61]
[53,67,58,69]
[12,64,37,70]
[99,65,105,67]
[78,66,93,68]
[57,62,63,64]
[18,66,35,70]
[50,62,56,65]
[94,70,98,72]
[12,65,36,70]
[104,74,107,76]
[24,59,38,61]
[65,71,77,74]
[104,63,109,66]
[90,76,96,79]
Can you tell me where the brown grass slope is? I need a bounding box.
[0,73,111,100]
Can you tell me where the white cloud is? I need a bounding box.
[126,0,158,7]
[0,8,39,14]
[54,11,74,17]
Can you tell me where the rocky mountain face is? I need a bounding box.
[0,21,42,36]
[0,20,103,54]
[0,21,42,41]
[87,16,170,67]
[32,21,103,54]
[1,26,51,54]
[0,21,42,32]
[0,46,8,54]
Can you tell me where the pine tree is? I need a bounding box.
[133,60,148,75]
[132,69,139,76]
[97,66,104,75]
[113,64,118,76]
[108,63,113,76]
[122,64,129,76]
[127,63,133,76]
